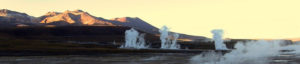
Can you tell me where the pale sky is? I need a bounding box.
[1,0,300,39]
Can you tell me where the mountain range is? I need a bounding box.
[0,9,208,41]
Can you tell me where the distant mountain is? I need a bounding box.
[109,17,159,34]
[0,9,208,41]
[0,9,40,27]
[286,38,300,42]
[40,10,114,26]
[39,10,160,34]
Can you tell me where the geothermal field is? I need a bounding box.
[0,7,299,64]
[0,26,299,64]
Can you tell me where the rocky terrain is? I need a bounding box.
[0,9,207,41]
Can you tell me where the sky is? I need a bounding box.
[1,0,300,39]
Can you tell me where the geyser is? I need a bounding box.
[160,26,180,49]
[211,29,228,50]
[120,28,148,49]
[190,40,300,64]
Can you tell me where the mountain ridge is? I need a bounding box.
[0,9,208,41]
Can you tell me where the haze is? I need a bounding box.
[1,0,300,39]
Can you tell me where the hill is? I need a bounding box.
[0,9,208,41]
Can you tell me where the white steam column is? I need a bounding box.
[211,29,228,50]
[160,26,180,49]
[121,28,148,49]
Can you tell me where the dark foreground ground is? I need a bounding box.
[0,53,299,64]
[0,53,197,64]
